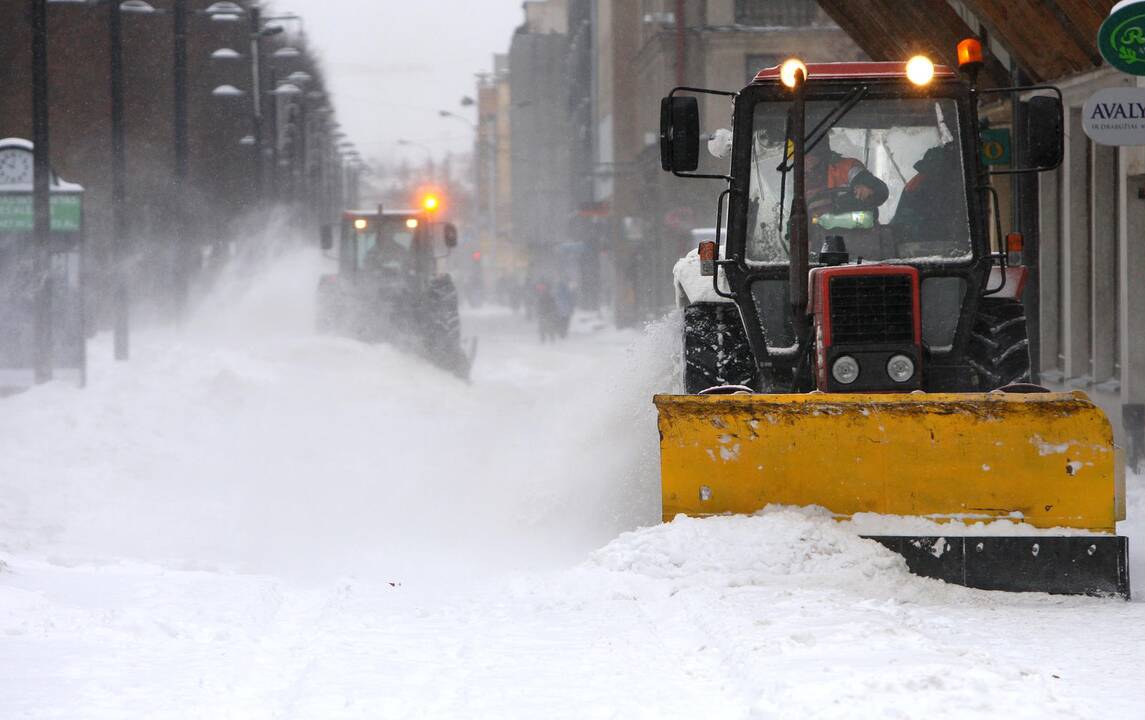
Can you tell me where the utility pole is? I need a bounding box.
[31,0,52,383]
[109,0,129,360]
[173,0,189,322]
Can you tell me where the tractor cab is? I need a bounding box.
[663,51,1062,394]
[322,207,458,286]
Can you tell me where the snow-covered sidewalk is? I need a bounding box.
[1,249,1142,718]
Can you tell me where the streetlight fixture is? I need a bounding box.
[212,84,246,97]
[205,4,306,204]
[270,82,302,96]
[210,47,243,60]
[120,0,156,12]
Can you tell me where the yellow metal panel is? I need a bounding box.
[655,391,1117,531]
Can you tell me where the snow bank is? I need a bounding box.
[593,506,913,591]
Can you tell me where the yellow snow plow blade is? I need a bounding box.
[656,391,1123,531]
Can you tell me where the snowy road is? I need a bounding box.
[1,247,1143,718]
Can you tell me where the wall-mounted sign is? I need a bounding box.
[0,194,82,232]
[1099,0,1145,75]
[980,128,1011,165]
[1082,87,1145,145]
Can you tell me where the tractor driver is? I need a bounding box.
[365,230,409,272]
[803,140,889,224]
[892,142,962,240]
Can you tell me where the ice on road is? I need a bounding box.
[1,246,1143,718]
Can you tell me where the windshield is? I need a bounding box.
[355,216,417,271]
[746,96,971,265]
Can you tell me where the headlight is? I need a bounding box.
[832,355,860,385]
[887,354,915,383]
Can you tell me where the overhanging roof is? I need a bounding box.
[819,0,1116,84]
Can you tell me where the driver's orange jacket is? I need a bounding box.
[807,157,865,216]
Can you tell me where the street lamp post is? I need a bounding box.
[51,0,159,358]
[108,0,129,359]
[172,0,190,323]
[31,0,52,382]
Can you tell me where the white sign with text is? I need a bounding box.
[1082,87,1145,146]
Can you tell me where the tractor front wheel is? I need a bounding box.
[967,296,1032,391]
[683,302,758,394]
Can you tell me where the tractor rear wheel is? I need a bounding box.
[683,302,758,394]
[967,296,1032,391]
[426,274,469,379]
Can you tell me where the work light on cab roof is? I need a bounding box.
[779,58,807,88]
[905,55,934,86]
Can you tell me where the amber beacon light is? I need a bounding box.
[957,38,983,68]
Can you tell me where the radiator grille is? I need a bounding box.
[829,275,914,345]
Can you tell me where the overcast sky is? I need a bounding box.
[294,0,523,166]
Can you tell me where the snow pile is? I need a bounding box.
[593,506,912,592]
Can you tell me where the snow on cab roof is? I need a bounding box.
[753,61,957,84]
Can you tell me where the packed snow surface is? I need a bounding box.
[1,238,1144,718]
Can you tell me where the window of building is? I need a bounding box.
[735,0,819,27]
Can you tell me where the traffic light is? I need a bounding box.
[422,193,440,212]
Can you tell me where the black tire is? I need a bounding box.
[967,296,1031,391]
[425,274,470,379]
[683,302,758,394]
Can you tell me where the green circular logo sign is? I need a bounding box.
[1100,1,1145,74]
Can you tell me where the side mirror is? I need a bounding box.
[660,95,700,172]
[443,223,458,249]
[320,224,334,251]
[1025,95,1063,170]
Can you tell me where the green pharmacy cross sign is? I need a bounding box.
[1101,0,1145,75]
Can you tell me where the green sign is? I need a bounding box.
[0,194,82,232]
[980,128,1011,166]
[1100,1,1145,75]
